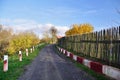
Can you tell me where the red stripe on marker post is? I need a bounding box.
[77,56,84,64]
[4,60,7,64]
[70,53,73,59]
[90,62,103,74]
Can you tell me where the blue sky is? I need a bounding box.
[0,0,120,37]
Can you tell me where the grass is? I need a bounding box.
[54,45,112,80]
[0,43,46,80]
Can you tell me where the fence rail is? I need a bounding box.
[58,26,120,68]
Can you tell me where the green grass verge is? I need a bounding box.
[54,45,112,80]
[0,43,47,80]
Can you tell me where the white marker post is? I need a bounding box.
[19,51,22,61]
[30,48,32,53]
[3,55,8,72]
[26,49,28,56]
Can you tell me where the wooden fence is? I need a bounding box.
[58,26,120,68]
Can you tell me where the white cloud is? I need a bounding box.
[0,19,11,23]
[0,18,69,38]
[56,26,69,35]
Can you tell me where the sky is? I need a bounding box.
[0,0,120,38]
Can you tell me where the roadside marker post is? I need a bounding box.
[26,49,28,56]
[3,55,8,72]
[19,51,22,61]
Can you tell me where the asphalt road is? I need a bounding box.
[18,45,96,80]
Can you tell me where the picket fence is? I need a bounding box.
[58,26,120,68]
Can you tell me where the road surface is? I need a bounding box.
[18,45,95,80]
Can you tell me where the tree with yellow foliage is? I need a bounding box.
[7,32,40,55]
[65,23,94,36]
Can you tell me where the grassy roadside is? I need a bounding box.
[54,45,112,80]
[0,43,47,80]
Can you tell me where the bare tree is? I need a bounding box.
[49,26,57,43]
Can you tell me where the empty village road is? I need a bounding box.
[18,45,95,80]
